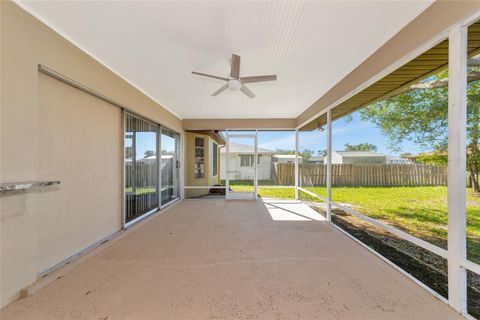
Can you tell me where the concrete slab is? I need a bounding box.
[0,199,463,320]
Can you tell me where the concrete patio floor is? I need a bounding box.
[1,198,463,320]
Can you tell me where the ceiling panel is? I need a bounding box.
[17,1,433,119]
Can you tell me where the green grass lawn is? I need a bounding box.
[226,181,480,264]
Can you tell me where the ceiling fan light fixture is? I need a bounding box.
[192,54,277,98]
[227,79,242,91]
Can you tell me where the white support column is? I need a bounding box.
[326,109,333,222]
[254,129,258,199]
[226,130,230,197]
[295,129,299,200]
[447,24,468,314]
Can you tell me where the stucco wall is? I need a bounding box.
[0,1,182,308]
[184,132,221,197]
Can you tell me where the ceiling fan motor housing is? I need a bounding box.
[227,79,242,91]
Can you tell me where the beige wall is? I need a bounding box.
[183,118,296,130]
[0,1,182,308]
[184,132,220,198]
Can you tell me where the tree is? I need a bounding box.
[144,150,155,158]
[125,146,133,159]
[358,56,480,191]
[274,149,295,155]
[274,148,314,160]
[299,149,313,161]
[344,143,377,152]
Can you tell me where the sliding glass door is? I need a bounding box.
[124,114,159,224]
[161,128,180,206]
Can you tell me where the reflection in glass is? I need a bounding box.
[161,128,180,205]
[125,114,159,223]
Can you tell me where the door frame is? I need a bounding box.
[225,131,258,200]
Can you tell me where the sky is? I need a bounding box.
[130,109,431,161]
[256,112,429,157]
[128,131,176,160]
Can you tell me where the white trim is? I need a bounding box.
[121,110,126,229]
[326,109,332,222]
[14,1,183,120]
[330,201,448,259]
[184,185,227,189]
[298,187,328,202]
[294,130,299,200]
[447,23,468,314]
[257,185,295,189]
[461,259,480,275]
[124,207,158,229]
[298,186,448,259]
[330,223,449,305]
[160,197,181,210]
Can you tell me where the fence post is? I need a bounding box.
[447,23,467,314]
[327,109,332,222]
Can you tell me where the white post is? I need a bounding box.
[226,130,230,199]
[326,109,332,222]
[447,24,467,314]
[254,130,258,199]
[295,129,299,200]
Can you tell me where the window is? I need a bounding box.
[124,113,159,223]
[240,155,254,167]
[212,142,218,176]
[195,137,205,179]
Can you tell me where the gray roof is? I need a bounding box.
[221,142,273,154]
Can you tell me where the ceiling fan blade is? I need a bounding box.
[230,54,240,79]
[211,84,228,96]
[240,85,256,98]
[240,75,277,84]
[192,71,228,81]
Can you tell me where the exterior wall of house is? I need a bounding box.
[220,153,272,180]
[0,1,183,308]
[341,156,387,165]
[184,132,221,197]
[329,152,344,164]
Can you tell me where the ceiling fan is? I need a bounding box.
[192,54,277,98]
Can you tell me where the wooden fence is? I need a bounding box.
[274,163,448,187]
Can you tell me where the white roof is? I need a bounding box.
[273,154,302,159]
[221,142,273,154]
[18,1,432,119]
[335,151,388,157]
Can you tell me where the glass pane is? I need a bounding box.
[161,128,180,205]
[255,131,296,199]
[125,114,159,223]
[466,21,480,266]
[468,270,480,319]
[227,135,255,193]
[303,39,449,297]
[298,117,327,198]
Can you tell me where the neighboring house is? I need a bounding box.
[272,154,303,164]
[325,151,411,164]
[220,143,274,180]
[306,155,324,164]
